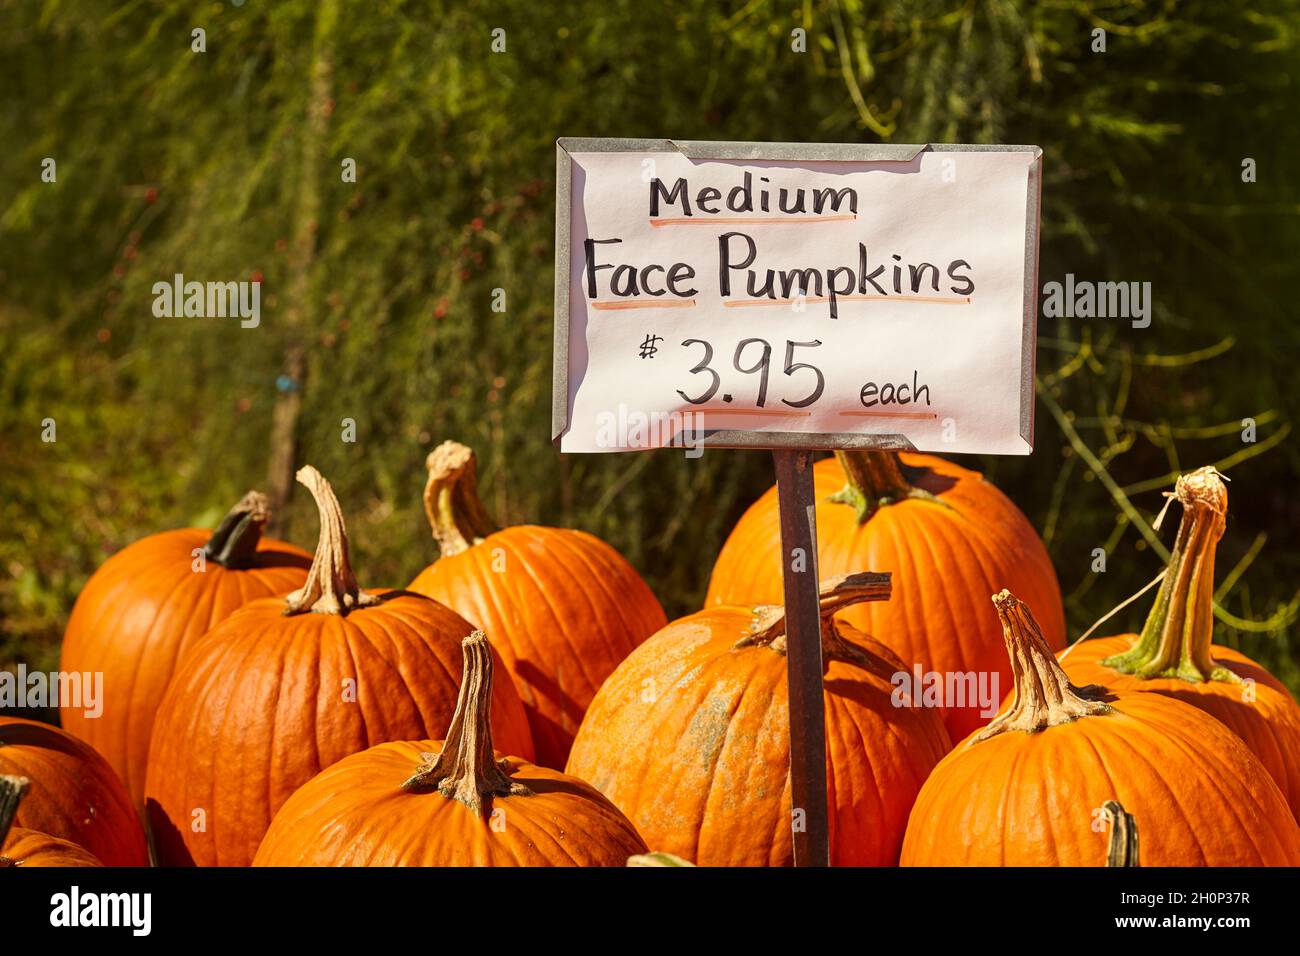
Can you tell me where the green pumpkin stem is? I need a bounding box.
[1103,800,1140,867]
[283,466,380,616]
[976,591,1111,742]
[1101,467,1238,684]
[202,491,271,568]
[830,450,942,522]
[401,631,531,814]
[0,774,30,850]
[423,441,497,557]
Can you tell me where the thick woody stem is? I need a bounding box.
[202,491,271,568]
[1104,800,1140,867]
[976,590,1112,741]
[1102,467,1237,683]
[423,441,497,557]
[283,466,380,616]
[0,775,29,848]
[830,450,943,522]
[401,632,531,814]
[739,572,897,679]
[743,572,891,645]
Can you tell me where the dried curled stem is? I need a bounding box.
[976,590,1112,742]
[738,572,897,679]
[401,632,531,815]
[283,466,380,616]
[423,441,497,557]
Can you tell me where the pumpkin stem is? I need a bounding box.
[0,774,29,849]
[202,490,272,569]
[739,572,897,678]
[423,441,497,557]
[1101,467,1238,684]
[401,631,532,814]
[283,466,380,616]
[975,591,1112,742]
[829,450,944,522]
[1104,800,1140,867]
[627,851,695,867]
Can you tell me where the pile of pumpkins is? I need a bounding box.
[3,442,1298,867]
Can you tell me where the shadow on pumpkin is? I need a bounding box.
[503,761,607,799]
[144,797,196,866]
[898,459,959,496]
[512,660,585,716]
[0,719,90,757]
[251,547,313,572]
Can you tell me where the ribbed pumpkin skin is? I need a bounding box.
[1061,634,1300,819]
[565,607,952,866]
[60,528,311,804]
[144,591,534,867]
[409,525,667,769]
[705,454,1065,741]
[0,717,147,866]
[253,739,647,866]
[2,828,103,867]
[901,693,1300,866]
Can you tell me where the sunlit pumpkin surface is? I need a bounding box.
[254,739,646,866]
[568,602,952,866]
[706,453,1065,741]
[60,521,311,805]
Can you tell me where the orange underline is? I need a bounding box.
[649,215,857,227]
[724,294,971,308]
[688,407,814,417]
[838,410,939,420]
[590,299,697,310]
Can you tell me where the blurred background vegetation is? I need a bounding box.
[2,0,1298,711]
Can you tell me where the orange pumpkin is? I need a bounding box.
[566,574,952,866]
[60,491,311,804]
[1060,466,1300,818]
[253,631,647,866]
[900,591,1300,866]
[705,451,1065,740]
[0,775,103,867]
[144,466,534,867]
[0,717,146,866]
[408,441,667,768]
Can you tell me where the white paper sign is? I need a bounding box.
[553,140,1041,454]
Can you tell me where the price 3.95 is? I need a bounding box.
[676,337,824,408]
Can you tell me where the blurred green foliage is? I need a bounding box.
[2,0,1297,699]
